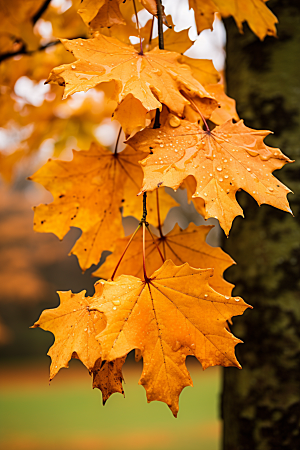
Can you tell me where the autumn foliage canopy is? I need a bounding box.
[1,0,293,416]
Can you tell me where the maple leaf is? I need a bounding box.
[29,143,174,268]
[31,288,104,380]
[46,34,217,132]
[29,143,125,270]
[94,222,235,296]
[189,0,278,40]
[92,356,126,404]
[128,116,293,235]
[29,144,143,269]
[91,260,250,416]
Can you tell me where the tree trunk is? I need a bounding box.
[221,1,300,449]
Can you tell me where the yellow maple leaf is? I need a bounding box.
[91,260,250,416]
[94,223,235,296]
[128,115,293,235]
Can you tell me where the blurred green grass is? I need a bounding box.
[0,358,221,450]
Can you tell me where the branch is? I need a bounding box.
[32,0,53,25]
[0,40,60,64]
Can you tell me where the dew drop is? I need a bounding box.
[219,178,223,182]
[224,175,229,179]
[247,168,251,172]
[152,67,162,76]
[246,149,259,157]
[225,296,230,300]
[71,65,76,69]
[112,300,120,306]
[204,193,207,196]
[235,298,240,302]
[217,167,222,172]
[204,294,208,297]
[267,187,274,192]
[113,306,117,310]
[159,144,164,148]
[169,115,181,128]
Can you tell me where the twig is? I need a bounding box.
[156,0,164,50]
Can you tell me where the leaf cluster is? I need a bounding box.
[0,0,293,415]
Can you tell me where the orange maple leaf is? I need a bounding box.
[94,223,235,296]
[29,143,176,269]
[46,34,217,131]
[29,143,127,270]
[31,288,104,380]
[128,115,293,234]
[189,0,278,40]
[32,286,126,403]
[91,260,250,416]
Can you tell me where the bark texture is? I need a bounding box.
[222,1,300,449]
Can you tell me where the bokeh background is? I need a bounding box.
[0,1,227,449]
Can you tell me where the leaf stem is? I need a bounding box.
[142,222,149,281]
[133,0,143,55]
[156,0,164,50]
[114,127,122,155]
[184,94,210,132]
[146,225,165,264]
[149,17,154,45]
[111,224,141,280]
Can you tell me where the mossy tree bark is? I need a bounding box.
[222,1,300,449]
